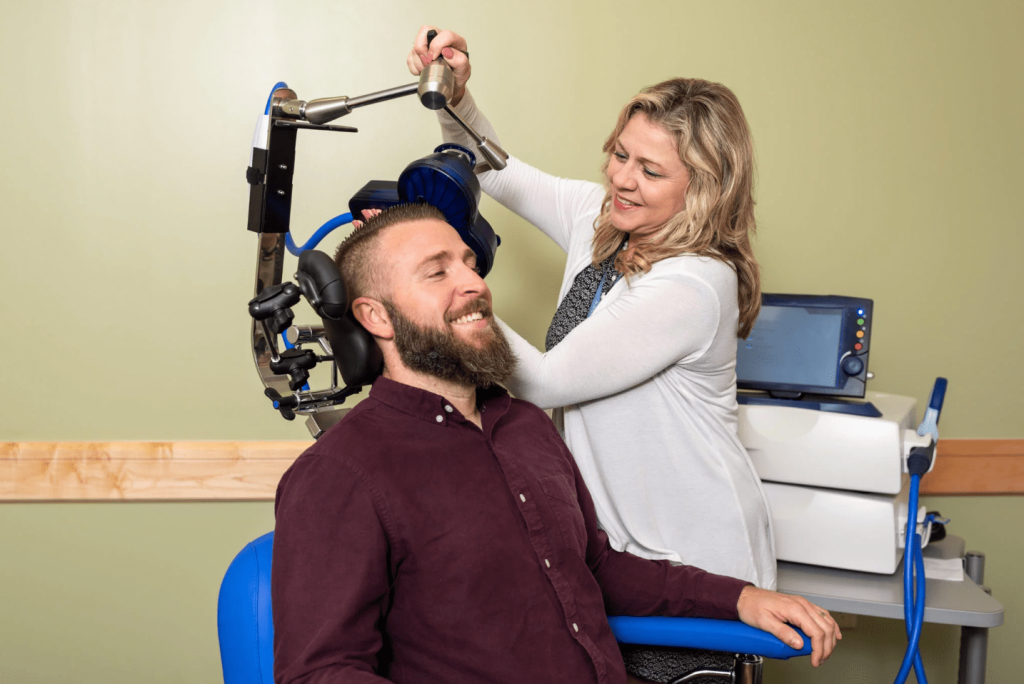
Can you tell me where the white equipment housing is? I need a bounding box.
[763,480,929,574]
[739,391,935,573]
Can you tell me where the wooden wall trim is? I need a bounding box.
[1,439,1021,501]
[920,439,1024,496]
[0,442,310,502]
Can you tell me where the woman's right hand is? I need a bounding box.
[407,25,471,107]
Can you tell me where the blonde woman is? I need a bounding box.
[408,28,776,592]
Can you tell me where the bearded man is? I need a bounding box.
[271,204,838,684]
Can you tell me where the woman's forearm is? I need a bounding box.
[498,272,722,408]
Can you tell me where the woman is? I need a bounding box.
[408,27,776,590]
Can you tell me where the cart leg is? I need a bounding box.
[957,552,989,684]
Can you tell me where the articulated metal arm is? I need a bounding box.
[245,62,510,438]
[276,82,420,125]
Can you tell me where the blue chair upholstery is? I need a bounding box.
[609,616,809,660]
[218,532,275,684]
[216,532,809,684]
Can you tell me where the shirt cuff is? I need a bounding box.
[699,574,751,621]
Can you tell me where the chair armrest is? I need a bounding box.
[607,616,811,660]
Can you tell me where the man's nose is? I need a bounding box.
[454,261,487,296]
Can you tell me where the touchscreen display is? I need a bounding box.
[737,305,844,388]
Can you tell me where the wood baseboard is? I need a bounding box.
[1,439,1021,501]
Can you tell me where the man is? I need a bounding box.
[272,204,840,684]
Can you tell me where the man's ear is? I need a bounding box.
[351,296,394,340]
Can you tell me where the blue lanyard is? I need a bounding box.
[587,269,621,318]
[587,239,627,318]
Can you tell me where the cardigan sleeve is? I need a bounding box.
[501,266,724,409]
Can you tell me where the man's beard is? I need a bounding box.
[384,298,517,389]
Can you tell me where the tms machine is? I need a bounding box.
[735,294,948,683]
[735,294,943,575]
[244,35,507,439]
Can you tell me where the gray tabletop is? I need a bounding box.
[777,536,1004,628]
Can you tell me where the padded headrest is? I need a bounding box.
[296,250,382,388]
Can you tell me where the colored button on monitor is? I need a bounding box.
[856,331,865,338]
[857,318,865,325]
[855,343,863,350]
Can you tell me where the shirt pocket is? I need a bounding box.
[538,474,587,557]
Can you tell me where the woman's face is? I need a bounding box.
[605,113,690,238]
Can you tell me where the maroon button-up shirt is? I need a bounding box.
[273,376,748,684]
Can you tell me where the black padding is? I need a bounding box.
[324,314,383,388]
[297,251,348,320]
[295,250,382,387]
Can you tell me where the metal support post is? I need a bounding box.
[958,551,989,684]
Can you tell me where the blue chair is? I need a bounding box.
[217,532,809,684]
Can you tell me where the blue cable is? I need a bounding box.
[266,81,288,114]
[285,213,354,256]
[893,377,948,684]
[913,531,928,684]
[894,474,928,684]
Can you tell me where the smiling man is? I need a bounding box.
[271,203,839,684]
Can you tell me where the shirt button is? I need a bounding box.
[444,405,453,413]
[544,559,551,568]
[519,494,526,502]
[435,415,443,423]
[573,623,579,633]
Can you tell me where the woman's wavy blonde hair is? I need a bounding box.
[594,78,761,338]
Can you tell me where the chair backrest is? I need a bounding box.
[217,531,275,684]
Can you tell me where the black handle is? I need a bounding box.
[426,29,437,47]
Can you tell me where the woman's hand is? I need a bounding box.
[736,585,842,667]
[407,25,471,107]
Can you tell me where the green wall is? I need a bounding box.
[1,0,1020,682]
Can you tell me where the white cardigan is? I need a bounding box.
[440,92,777,588]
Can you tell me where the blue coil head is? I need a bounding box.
[398,145,499,277]
[347,145,500,277]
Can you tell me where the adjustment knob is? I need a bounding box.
[842,356,865,376]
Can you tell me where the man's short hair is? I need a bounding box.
[333,203,446,302]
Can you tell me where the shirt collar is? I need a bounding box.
[369,375,510,427]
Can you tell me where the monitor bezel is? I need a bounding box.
[736,294,873,399]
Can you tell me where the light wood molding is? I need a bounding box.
[920,439,1024,496]
[0,442,310,502]
[1,439,1021,501]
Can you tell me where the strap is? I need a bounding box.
[586,268,623,318]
